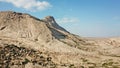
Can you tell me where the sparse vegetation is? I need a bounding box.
[69,64,75,68]
[22,58,30,65]
[81,58,88,62]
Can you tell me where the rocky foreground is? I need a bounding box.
[0,44,56,68]
[0,11,120,68]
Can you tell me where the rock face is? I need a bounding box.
[0,11,120,68]
[0,11,53,42]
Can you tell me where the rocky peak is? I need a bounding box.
[44,16,55,24]
[43,16,68,33]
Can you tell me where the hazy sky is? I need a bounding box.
[0,0,120,37]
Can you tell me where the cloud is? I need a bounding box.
[56,17,80,23]
[113,16,120,20]
[0,0,52,11]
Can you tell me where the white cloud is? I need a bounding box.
[0,0,52,11]
[56,17,80,23]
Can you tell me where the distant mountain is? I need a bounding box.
[0,11,120,68]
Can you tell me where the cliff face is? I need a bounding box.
[0,11,120,68]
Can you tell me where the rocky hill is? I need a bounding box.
[0,11,120,68]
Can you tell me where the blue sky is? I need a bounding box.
[0,0,120,37]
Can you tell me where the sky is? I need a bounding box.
[0,0,120,37]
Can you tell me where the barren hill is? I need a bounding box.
[0,11,120,68]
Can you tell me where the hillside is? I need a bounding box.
[0,11,120,68]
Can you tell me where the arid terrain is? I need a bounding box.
[0,11,120,68]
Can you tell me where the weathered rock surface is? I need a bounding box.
[0,11,120,68]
